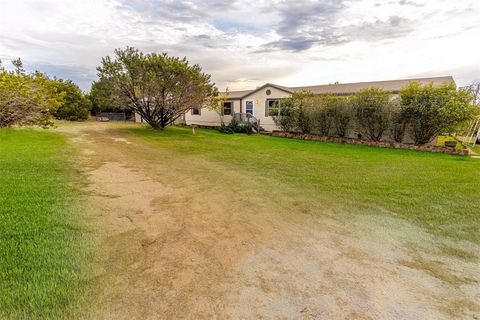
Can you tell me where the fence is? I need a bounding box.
[97,112,128,121]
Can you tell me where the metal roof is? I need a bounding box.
[223,76,455,99]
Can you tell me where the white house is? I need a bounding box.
[137,76,455,131]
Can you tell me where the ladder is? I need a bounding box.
[465,116,480,147]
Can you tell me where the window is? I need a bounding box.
[191,106,201,115]
[265,99,280,117]
[245,101,254,115]
[223,102,233,115]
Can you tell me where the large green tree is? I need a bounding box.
[96,47,218,129]
[54,80,92,121]
[89,77,128,114]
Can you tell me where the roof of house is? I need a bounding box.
[225,89,254,99]
[224,76,455,99]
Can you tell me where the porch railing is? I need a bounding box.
[233,113,260,131]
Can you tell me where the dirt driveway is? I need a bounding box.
[61,122,479,319]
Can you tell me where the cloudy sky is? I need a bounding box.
[0,0,479,91]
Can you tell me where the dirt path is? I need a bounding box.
[61,122,479,319]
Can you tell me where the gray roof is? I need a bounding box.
[224,76,455,99]
[225,89,253,99]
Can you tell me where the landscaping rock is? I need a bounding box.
[270,131,469,155]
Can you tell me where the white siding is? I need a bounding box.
[134,112,146,123]
[185,100,241,127]
[184,86,292,131]
[241,86,292,131]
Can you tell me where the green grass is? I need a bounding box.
[0,129,91,319]
[129,125,480,244]
[436,135,463,150]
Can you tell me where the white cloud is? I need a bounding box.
[0,0,478,91]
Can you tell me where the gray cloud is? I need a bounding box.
[375,0,424,7]
[115,0,238,23]
[1,0,477,91]
[399,0,424,7]
[344,16,414,42]
[261,1,414,52]
[265,0,347,51]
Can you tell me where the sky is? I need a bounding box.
[0,0,479,91]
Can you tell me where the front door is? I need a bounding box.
[245,101,254,115]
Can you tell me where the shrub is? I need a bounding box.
[218,117,238,134]
[354,88,391,141]
[292,93,318,133]
[272,96,297,132]
[310,95,335,135]
[296,103,313,133]
[400,82,474,145]
[218,117,253,134]
[388,98,407,143]
[272,93,354,137]
[0,68,63,128]
[331,96,352,137]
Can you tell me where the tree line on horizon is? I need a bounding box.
[0,47,218,129]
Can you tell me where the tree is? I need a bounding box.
[12,58,25,74]
[208,88,229,124]
[400,82,474,145]
[55,80,92,121]
[465,80,480,106]
[89,78,129,114]
[0,67,64,128]
[354,88,391,141]
[96,47,218,129]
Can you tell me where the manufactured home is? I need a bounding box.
[136,76,454,131]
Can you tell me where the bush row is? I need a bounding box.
[271,82,475,145]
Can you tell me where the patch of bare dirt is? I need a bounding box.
[59,122,480,319]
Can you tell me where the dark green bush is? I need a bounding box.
[353,88,391,141]
[311,101,332,135]
[218,117,253,134]
[331,97,353,137]
[388,99,407,143]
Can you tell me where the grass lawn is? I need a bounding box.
[0,129,91,319]
[128,125,480,244]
